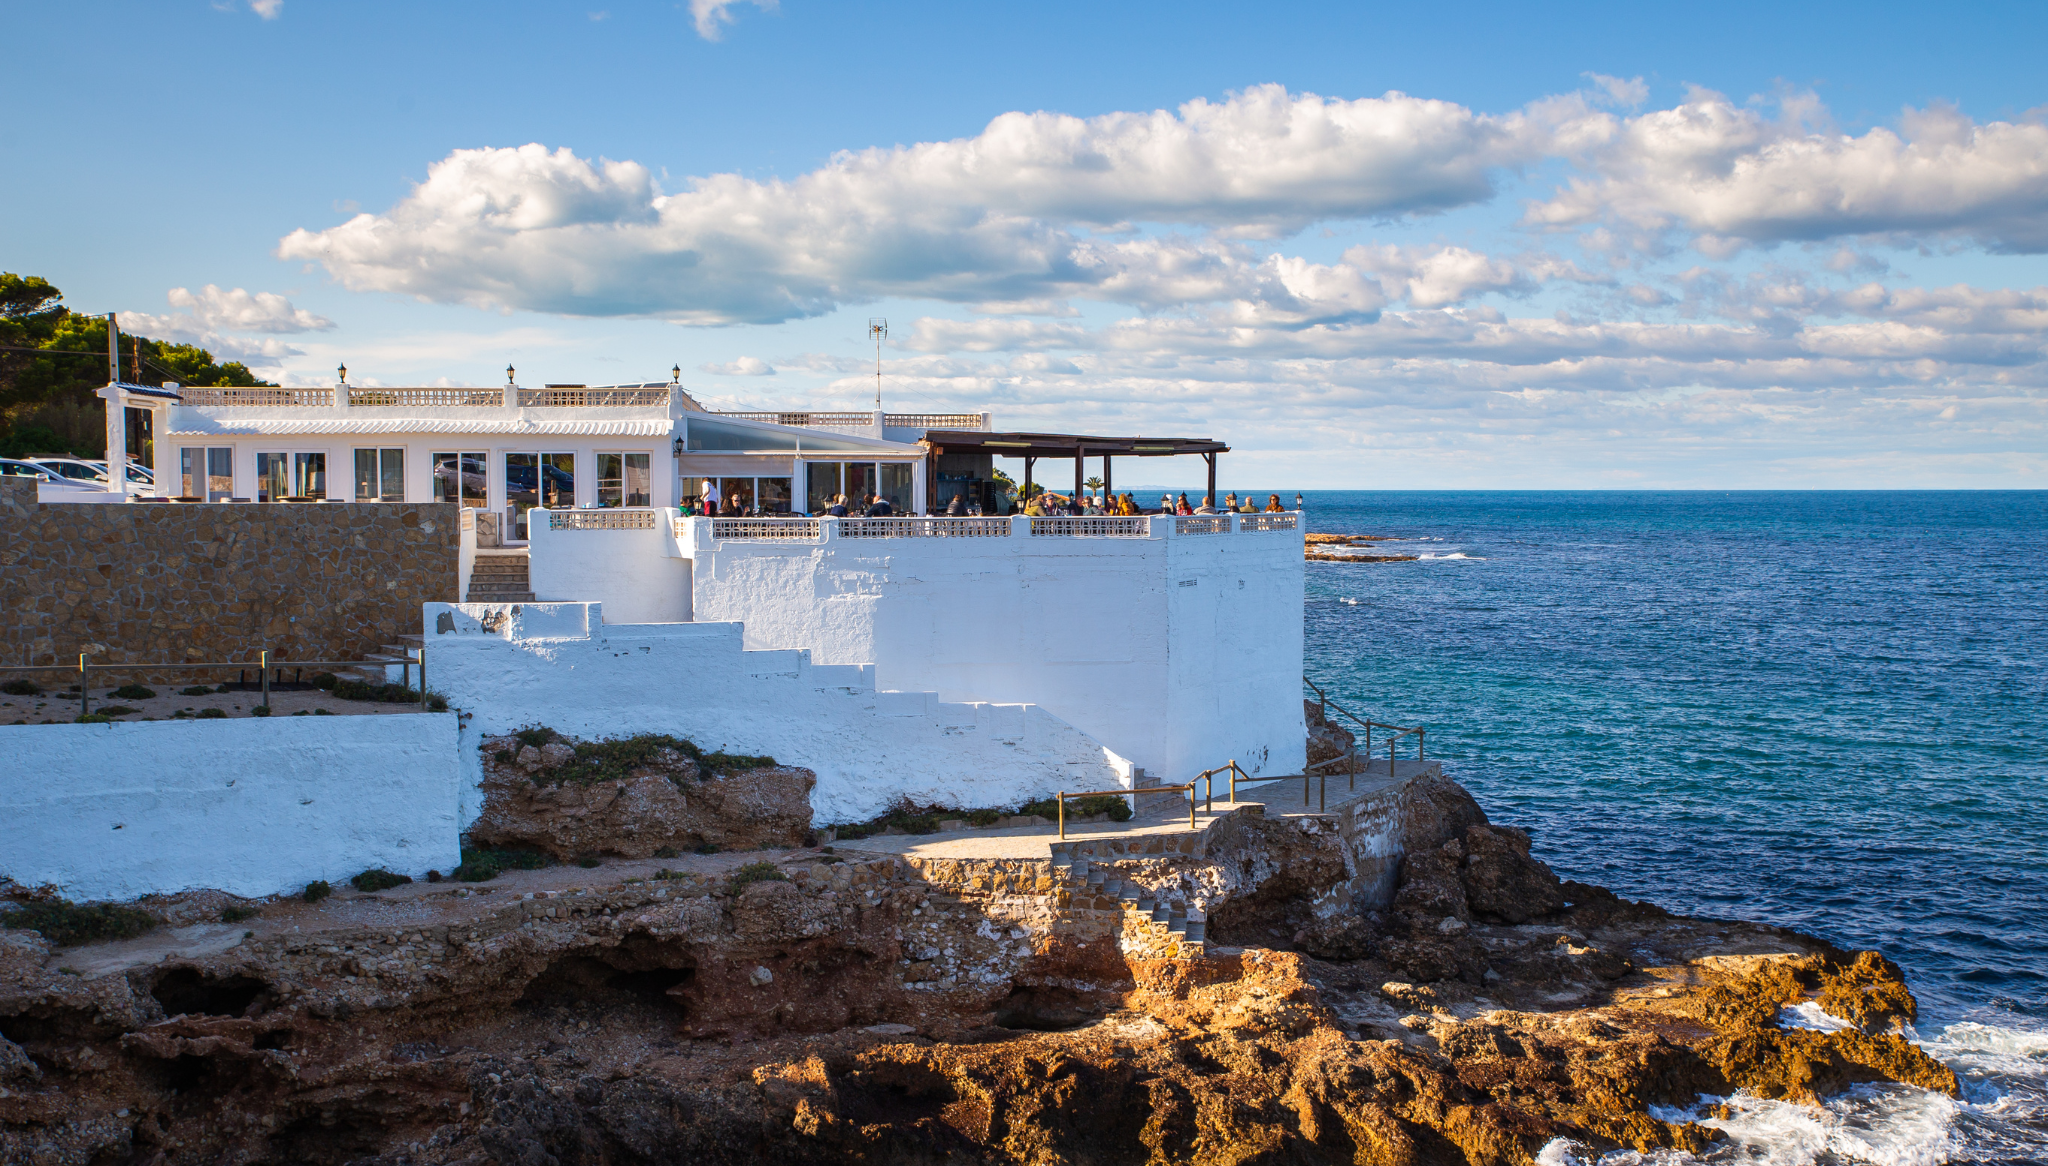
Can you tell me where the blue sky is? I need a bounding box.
[5,0,2046,488]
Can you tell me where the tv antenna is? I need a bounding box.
[868,317,888,411]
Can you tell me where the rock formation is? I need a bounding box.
[0,735,1956,1165]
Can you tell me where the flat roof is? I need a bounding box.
[922,430,1228,457]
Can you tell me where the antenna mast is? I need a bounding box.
[868,317,888,411]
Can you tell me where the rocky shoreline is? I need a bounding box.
[0,744,1955,1165]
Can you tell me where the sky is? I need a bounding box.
[5,0,2047,489]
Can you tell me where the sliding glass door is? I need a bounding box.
[505,452,574,539]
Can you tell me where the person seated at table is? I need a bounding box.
[946,493,967,516]
[1222,492,1239,511]
[826,493,849,517]
[1175,493,1193,515]
[1195,495,1219,514]
[1265,493,1285,512]
[865,493,895,517]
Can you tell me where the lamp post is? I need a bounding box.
[506,364,516,386]
[1295,492,1304,511]
[336,363,348,385]
[670,364,681,385]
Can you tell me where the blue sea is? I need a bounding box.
[1297,491,2047,1165]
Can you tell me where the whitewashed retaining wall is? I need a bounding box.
[682,515,1306,789]
[528,508,691,624]
[425,601,1127,826]
[0,715,461,901]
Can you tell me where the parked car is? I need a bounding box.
[26,457,104,482]
[1,459,96,488]
[86,460,154,484]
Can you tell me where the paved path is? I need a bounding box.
[831,761,1436,863]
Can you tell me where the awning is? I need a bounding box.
[162,417,676,437]
[922,431,1228,457]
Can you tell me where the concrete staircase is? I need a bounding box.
[1049,842,1206,957]
[347,633,424,687]
[466,551,534,603]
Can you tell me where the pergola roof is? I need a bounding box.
[921,430,1228,457]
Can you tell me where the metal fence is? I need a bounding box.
[548,509,657,530]
[0,648,437,718]
[843,517,1013,538]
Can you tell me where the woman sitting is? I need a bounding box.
[1265,493,1285,513]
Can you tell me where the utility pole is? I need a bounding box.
[868,318,887,411]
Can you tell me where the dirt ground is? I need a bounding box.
[0,682,433,724]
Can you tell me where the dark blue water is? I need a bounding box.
[1297,491,2048,1162]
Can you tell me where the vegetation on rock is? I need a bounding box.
[2,899,157,946]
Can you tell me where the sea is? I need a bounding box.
[1295,490,2047,1166]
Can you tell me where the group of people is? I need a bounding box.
[681,486,1288,518]
[1016,490,1288,517]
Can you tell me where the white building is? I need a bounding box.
[99,376,1306,813]
[104,377,986,537]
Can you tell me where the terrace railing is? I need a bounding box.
[1173,516,1230,535]
[517,387,668,407]
[178,387,335,407]
[1239,513,1298,531]
[548,509,657,530]
[707,518,822,541]
[1303,675,1426,777]
[349,387,503,407]
[1030,516,1149,538]
[843,517,1012,538]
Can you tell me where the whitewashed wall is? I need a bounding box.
[0,716,461,901]
[425,602,1128,826]
[684,516,1306,788]
[527,508,690,623]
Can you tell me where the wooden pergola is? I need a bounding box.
[921,430,1231,512]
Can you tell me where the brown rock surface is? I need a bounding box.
[465,735,816,859]
[0,770,1958,1165]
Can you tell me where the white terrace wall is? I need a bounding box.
[527,507,690,623]
[423,602,1127,826]
[0,715,461,901]
[680,515,1307,789]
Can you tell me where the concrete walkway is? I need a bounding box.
[831,760,1437,863]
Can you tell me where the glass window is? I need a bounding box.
[717,477,757,514]
[432,451,487,507]
[505,453,538,538]
[354,448,404,501]
[684,417,801,452]
[880,463,914,512]
[256,452,289,502]
[293,452,326,500]
[805,462,841,514]
[180,447,233,501]
[542,452,574,509]
[845,462,877,508]
[596,452,652,508]
[757,476,792,514]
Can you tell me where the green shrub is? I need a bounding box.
[75,713,113,724]
[198,708,227,719]
[215,684,232,693]
[111,684,156,700]
[513,726,559,748]
[350,869,412,893]
[251,705,272,717]
[427,694,448,712]
[221,904,259,923]
[493,749,516,766]
[303,881,332,903]
[3,679,43,696]
[967,808,1002,827]
[576,854,601,869]
[453,847,552,883]
[3,900,158,947]
[652,845,681,859]
[179,685,214,697]
[99,706,140,717]
[728,861,787,893]
[313,708,334,716]
[311,672,338,690]
[334,679,431,705]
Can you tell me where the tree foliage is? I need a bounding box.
[0,272,273,458]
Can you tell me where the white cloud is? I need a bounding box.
[1529,91,2048,252]
[699,356,776,376]
[277,87,1585,322]
[249,0,281,18]
[689,0,773,41]
[164,285,333,333]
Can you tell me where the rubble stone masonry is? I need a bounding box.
[0,478,457,670]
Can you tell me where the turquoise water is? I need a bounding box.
[1297,490,2047,1163]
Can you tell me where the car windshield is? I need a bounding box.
[2,462,48,478]
[40,461,102,480]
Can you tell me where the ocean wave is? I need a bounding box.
[1417,552,1487,561]
[1778,1001,1855,1032]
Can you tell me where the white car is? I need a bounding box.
[27,458,152,486]
[1,459,98,489]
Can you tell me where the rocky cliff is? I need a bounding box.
[0,755,1953,1165]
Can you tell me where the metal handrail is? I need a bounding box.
[1304,675,1426,777]
[1,649,435,716]
[1055,783,1198,838]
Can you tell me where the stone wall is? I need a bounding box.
[0,478,457,670]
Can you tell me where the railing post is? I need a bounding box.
[260,649,270,712]
[78,654,88,718]
[418,648,427,710]
[1319,772,1325,814]
[1187,786,1195,831]
[1057,792,1066,840]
